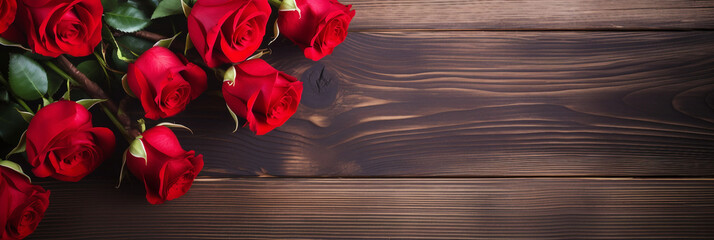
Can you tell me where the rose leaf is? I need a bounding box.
[105,3,151,33]
[8,54,48,101]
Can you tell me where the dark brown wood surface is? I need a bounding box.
[29,178,714,239]
[165,31,714,177]
[26,0,714,239]
[342,0,714,30]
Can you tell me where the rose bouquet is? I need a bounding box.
[0,0,354,238]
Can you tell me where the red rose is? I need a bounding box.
[187,0,271,67]
[11,0,102,57]
[1,163,50,240]
[26,100,116,182]
[222,59,303,135]
[126,46,207,120]
[125,126,204,204]
[277,0,354,61]
[0,0,16,33]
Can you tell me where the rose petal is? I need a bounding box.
[180,63,208,99]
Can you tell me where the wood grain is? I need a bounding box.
[343,0,714,30]
[28,178,714,239]
[149,31,714,177]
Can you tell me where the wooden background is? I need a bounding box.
[28,0,714,239]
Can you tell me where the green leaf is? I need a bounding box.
[128,136,148,165]
[46,68,63,97]
[116,35,154,57]
[76,99,108,110]
[15,109,33,123]
[101,0,119,12]
[76,60,105,90]
[156,122,193,134]
[0,160,31,182]
[0,37,31,51]
[153,32,181,48]
[101,24,114,42]
[0,88,8,103]
[0,103,27,146]
[151,0,183,19]
[8,54,48,101]
[5,130,26,159]
[105,3,151,33]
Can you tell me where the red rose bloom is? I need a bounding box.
[187,0,271,67]
[12,0,103,57]
[1,164,50,240]
[222,59,303,135]
[26,100,116,182]
[125,126,204,204]
[277,0,354,61]
[126,46,207,120]
[0,0,16,34]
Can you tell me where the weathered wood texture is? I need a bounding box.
[343,0,714,30]
[158,31,714,177]
[28,178,714,239]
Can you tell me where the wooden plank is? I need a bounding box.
[343,0,714,30]
[28,178,714,239]
[150,31,714,177]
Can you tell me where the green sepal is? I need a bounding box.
[121,74,137,98]
[5,130,26,160]
[128,136,148,165]
[153,32,181,48]
[279,0,301,17]
[156,122,193,134]
[181,0,192,17]
[76,99,108,110]
[15,109,34,123]
[0,160,31,182]
[223,66,236,83]
[0,37,31,51]
[226,104,240,133]
[184,32,194,56]
[115,149,128,188]
[137,118,146,132]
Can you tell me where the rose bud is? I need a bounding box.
[187,0,271,67]
[1,161,50,240]
[126,46,207,120]
[222,59,303,135]
[0,0,16,34]
[125,126,204,204]
[25,100,116,182]
[277,0,355,61]
[10,0,102,57]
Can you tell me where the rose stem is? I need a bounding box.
[54,56,141,141]
[45,61,131,141]
[123,30,210,69]
[0,74,35,113]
